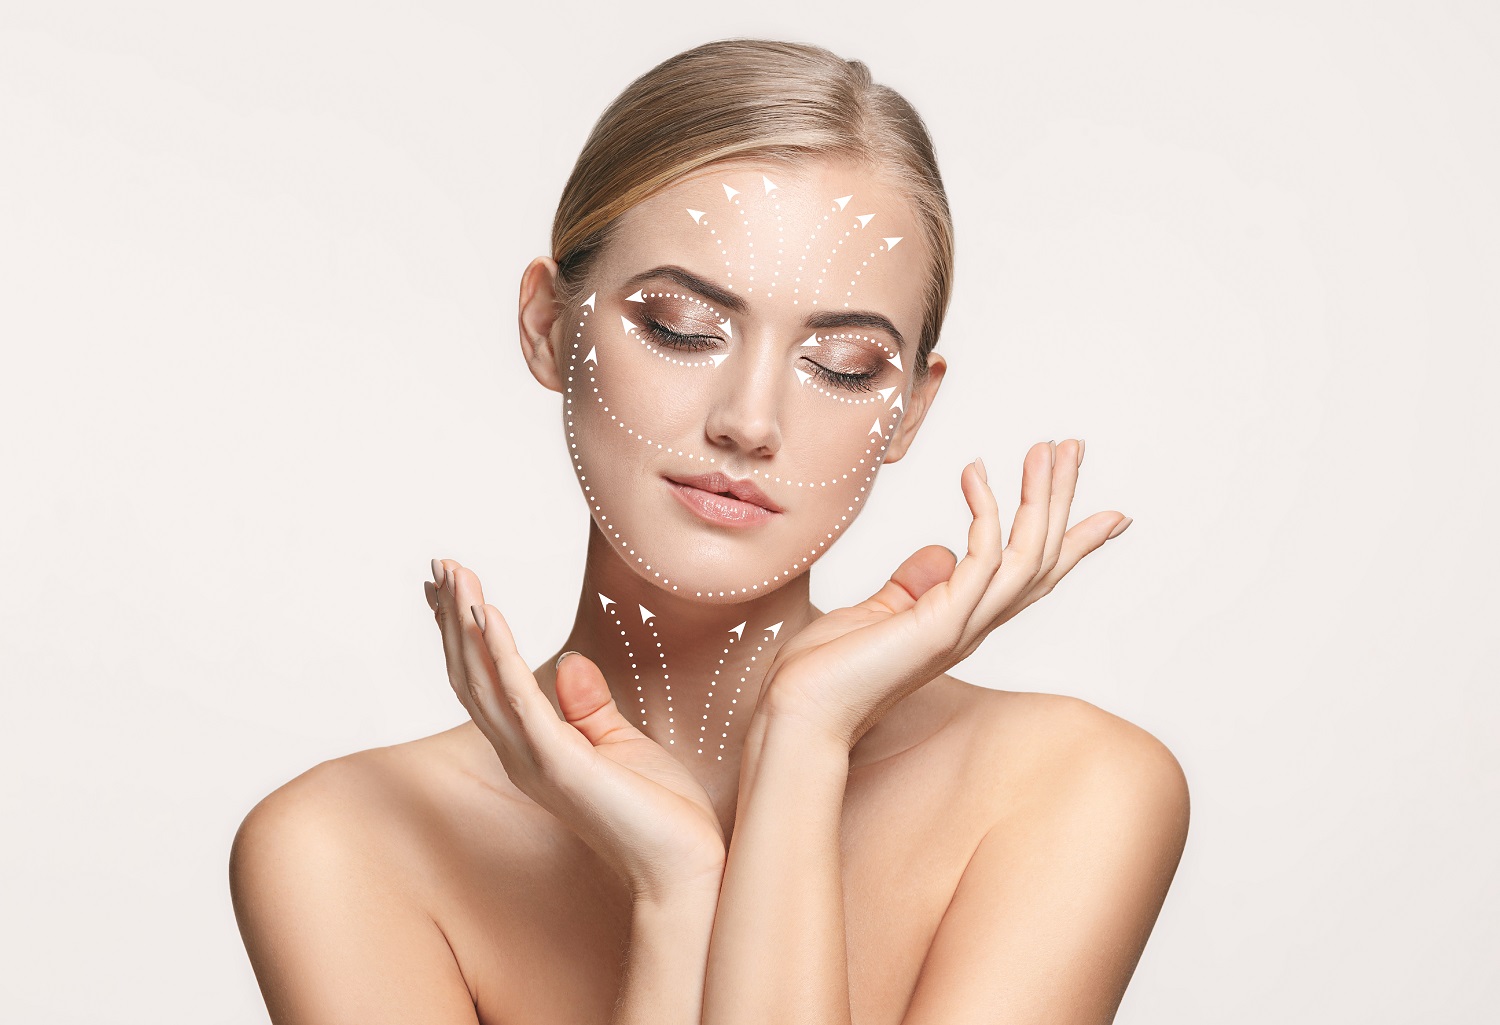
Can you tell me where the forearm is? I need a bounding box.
[702,708,854,1025]
[611,886,721,1025]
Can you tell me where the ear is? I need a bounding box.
[518,256,569,394]
[882,350,947,464]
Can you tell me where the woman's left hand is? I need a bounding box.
[759,438,1131,751]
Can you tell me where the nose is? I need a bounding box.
[703,340,783,457]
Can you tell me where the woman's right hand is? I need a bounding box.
[427,559,726,905]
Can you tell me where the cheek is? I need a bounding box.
[565,316,715,470]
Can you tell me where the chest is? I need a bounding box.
[423,750,988,1025]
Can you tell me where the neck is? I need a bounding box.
[547,519,820,768]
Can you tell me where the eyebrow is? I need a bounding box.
[622,264,908,352]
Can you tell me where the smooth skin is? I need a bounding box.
[230,160,1186,1025]
[229,440,1187,1025]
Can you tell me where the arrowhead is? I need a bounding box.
[688,208,705,224]
[801,333,820,347]
[767,621,783,639]
[883,236,903,251]
[834,195,853,210]
[583,346,597,365]
[620,315,636,334]
[719,318,733,338]
[877,386,895,401]
[731,621,746,638]
[856,214,874,228]
[598,593,614,610]
[723,183,739,200]
[892,394,904,411]
[869,419,884,437]
[625,289,645,302]
[639,604,655,624]
[795,368,811,385]
[762,175,778,194]
[889,352,903,371]
[709,353,728,367]
[582,292,596,310]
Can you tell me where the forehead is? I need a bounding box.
[600,157,927,335]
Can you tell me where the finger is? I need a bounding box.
[931,459,1005,625]
[423,580,438,612]
[1039,438,1083,582]
[966,441,1055,633]
[855,544,958,617]
[432,560,471,709]
[554,651,644,748]
[994,510,1124,621]
[468,601,571,753]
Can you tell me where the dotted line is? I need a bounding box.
[728,189,755,295]
[811,226,856,306]
[566,303,681,591]
[843,239,902,309]
[602,598,646,724]
[792,201,839,307]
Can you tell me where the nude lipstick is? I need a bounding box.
[664,471,783,528]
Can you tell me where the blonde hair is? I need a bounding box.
[550,38,954,375]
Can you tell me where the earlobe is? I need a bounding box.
[518,256,567,394]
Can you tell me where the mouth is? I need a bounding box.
[664,470,783,527]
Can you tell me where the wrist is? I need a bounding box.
[753,687,858,757]
[629,856,724,910]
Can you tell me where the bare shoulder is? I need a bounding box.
[939,678,1190,833]
[229,733,481,1023]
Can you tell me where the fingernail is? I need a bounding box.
[1107,516,1133,539]
[431,558,443,585]
[424,580,438,609]
[556,650,578,671]
[1077,439,1085,468]
[445,566,455,590]
[470,604,485,630]
[1048,440,1056,467]
[975,456,987,483]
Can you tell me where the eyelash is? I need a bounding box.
[641,317,879,393]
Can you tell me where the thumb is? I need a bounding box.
[554,651,642,747]
[856,544,959,616]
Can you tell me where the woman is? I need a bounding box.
[230,38,1189,1025]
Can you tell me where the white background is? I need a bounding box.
[2,1,1495,1021]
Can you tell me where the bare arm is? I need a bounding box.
[612,886,722,1025]
[229,766,481,1025]
[701,706,855,1025]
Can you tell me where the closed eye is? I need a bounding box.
[803,360,877,393]
[642,317,720,352]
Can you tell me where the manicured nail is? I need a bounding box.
[1077,439,1085,468]
[445,566,455,590]
[975,456,987,483]
[556,650,578,671]
[1107,516,1133,539]
[470,604,485,630]
[430,558,443,585]
[423,580,438,610]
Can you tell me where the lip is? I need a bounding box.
[664,471,783,528]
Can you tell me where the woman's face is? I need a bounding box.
[545,158,938,601]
